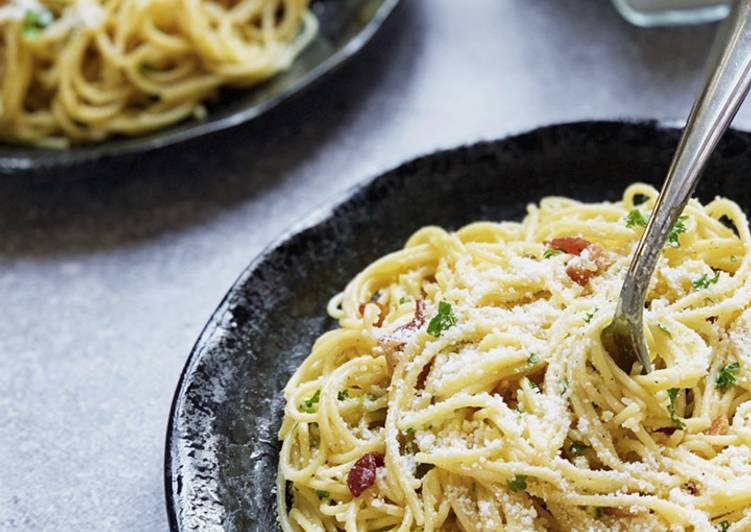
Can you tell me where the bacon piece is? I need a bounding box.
[566,264,594,286]
[347,453,385,497]
[709,415,729,435]
[605,507,633,518]
[562,242,612,286]
[359,302,388,327]
[374,303,387,327]
[587,243,613,269]
[549,237,591,256]
[379,338,403,373]
[416,358,434,390]
[379,300,427,372]
[397,299,426,332]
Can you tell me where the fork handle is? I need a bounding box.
[617,0,751,338]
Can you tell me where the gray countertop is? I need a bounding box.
[1,1,747,530]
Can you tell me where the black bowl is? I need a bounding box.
[0,0,399,176]
[164,120,751,531]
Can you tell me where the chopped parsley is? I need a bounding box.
[666,388,685,429]
[405,427,416,436]
[368,393,381,401]
[427,301,457,337]
[657,323,672,337]
[299,390,321,413]
[692,271,720,290]
[337,389,349,401]
[570,441,588,456]
[730,255,738,263]
[717,521,731,532]
[22,8,54,39]
[507,474,527,492]
[543,248,562,259]
[584,308,597,324]
[559,379,569,396]
[398,296,411,304]
[527,353,540,367]
[716,362,741,391]
[316,490,330,500]
[625,209,648,228]
[594,507,605,519]
[666,215,688,248]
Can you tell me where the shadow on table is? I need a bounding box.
[0,0,419,258]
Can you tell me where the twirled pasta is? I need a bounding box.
[0,0,315,146]
[277,184,751,531]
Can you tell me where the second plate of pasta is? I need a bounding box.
[0,0,400,175]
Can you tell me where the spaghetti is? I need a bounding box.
[277,184,751,531]
[0,0,315,147]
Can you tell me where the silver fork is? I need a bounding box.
[601,0,751,374]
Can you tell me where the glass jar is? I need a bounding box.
[613,0,730,27]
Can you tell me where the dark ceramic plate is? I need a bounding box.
[0,0,399,176]
[164,120,751,531]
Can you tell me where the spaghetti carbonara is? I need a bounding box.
[0,0,315,147]
[277,184,751,531]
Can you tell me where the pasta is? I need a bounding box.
[277,184,751,531]
[0,0,315,147]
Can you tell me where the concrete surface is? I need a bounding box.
[0,0,746,530]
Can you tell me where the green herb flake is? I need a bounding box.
[559,379,569,397]
[507,474,527,492]
[527,353,540,367]
[315,490,330,500]
[398,296,411,304]
[692,271,720,290]
[299,390,321,413]
[368,393,381,401]
[594,507,605,519]
[666,215,689,248]
[730,256,738,263]
[570,441,588,456]
[405,427,416,436]
[657,323,672,337]
[716,362,741,392]
[337,389,349,401]
[666,388,685,429]
[584,308,597,324]
[543,248,562,259]
[22,8,54,39]
[717,520,731,532]
[625,209,648,228]
[427,301,457,337]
